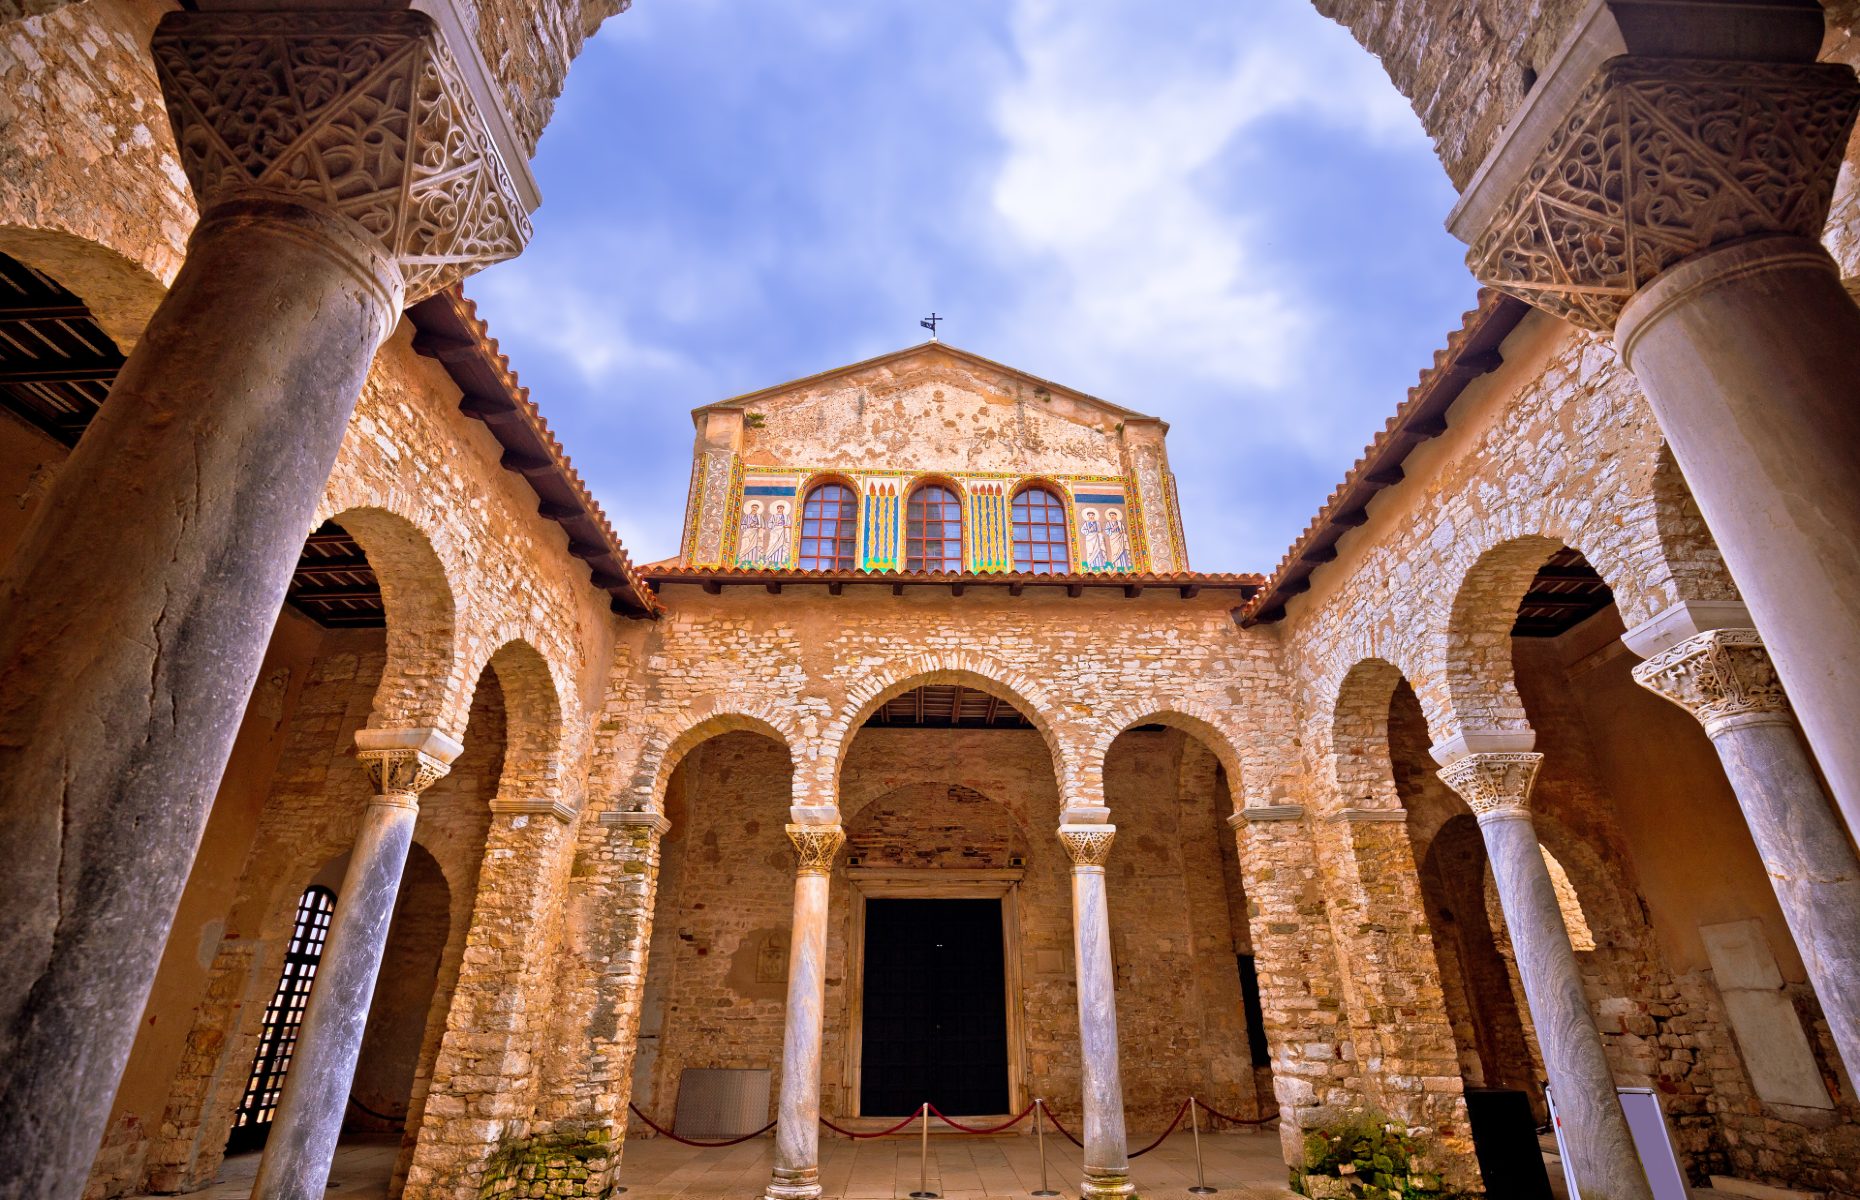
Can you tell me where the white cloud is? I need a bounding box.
[981,0,1428,403]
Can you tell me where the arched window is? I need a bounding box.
[798,482,857,570]
[906,483,963,572]
[1011,486,1070,574]
[229,886,336,1150]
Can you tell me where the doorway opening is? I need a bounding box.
[859,898,1008,1117]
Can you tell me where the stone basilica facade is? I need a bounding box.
[2,2,1859,1200]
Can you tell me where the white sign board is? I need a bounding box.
[1544,1086,1688,1200]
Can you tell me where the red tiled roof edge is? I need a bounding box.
[1238,289,1532,628]
[405,286,662,619]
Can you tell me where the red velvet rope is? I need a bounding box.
[927,1102,1037,1134]
[1038,1100,1085,1148]
[1194,1098,1281,1127]
[628,1102,776,1147]
[1126,1097,1192,1159]
[818,1109,928,1140]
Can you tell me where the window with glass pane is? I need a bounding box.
[229,886,335,1150]
[798,483,857,570]
[906,484,963,571]
[1012,487,1070,574]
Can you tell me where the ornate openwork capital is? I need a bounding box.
[1466,56,1859,331]
[1437,752,1543,820]
[357,747,450,801]
[785,824,845,876]
[1633,628,1788,734]
[151,9,532,302]
[1058,824,1116,868]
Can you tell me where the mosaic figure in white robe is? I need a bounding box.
[740,502,765,567]
[1103,509,1132,571]
[765,501,793,567]
[1080,508,1106,571]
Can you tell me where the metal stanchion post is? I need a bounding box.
[910,1102,939,1199]
[1188,1097,1216,1194]
[1032,1098,1058,1197]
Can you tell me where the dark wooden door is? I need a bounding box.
[860,898,1009,1117]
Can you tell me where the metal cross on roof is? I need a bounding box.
[919,312,942,340]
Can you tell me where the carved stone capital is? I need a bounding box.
[1058,823,1116,868]
[785,823,844,876]
[1437,752,1544,820]
[151,9,532,303]
[1465,56,1859,331]
[1633,627,1789,734]
[357,747,450,800]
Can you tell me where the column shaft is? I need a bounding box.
[0,199,397,1198]
[1439,752,1650,1200]
[1706,714,1860,1076]
[1480,811,1650,1200]
[1617,237,1860,838]
[255,795,422,1200]
[1060,825,1132,1200]
[765,825,842,1200]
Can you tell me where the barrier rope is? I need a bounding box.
[1038,1100,1084,1148]
[630,1095,1273,1150]
[346,1095,409,1123]
[818,1110,927,1140]
[927,1102,1037,1134]
[1193,1097,1280,1128]
[1126,1098,1192,1159]
[628,1102,777,1147]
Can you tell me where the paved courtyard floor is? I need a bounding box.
[159,1129,1299,1199]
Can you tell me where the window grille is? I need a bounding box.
[798,483,857,570]
[906,484,962,572]
[1011,487,1070,574]
[230,886,336,1143]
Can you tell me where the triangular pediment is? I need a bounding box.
[692,341,1161,434]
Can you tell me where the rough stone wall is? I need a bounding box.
[1310,0,1588,189]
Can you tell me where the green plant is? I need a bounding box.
[1287,1112,1464,1200]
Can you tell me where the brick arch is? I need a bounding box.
[0,225,168,353]
[481,637,570,809]
[1085,699,1249,816]
[818,650,1075,808]
[315,503,468,737]
[1435,534,1564,739]
[627,702,801,818]
[1328,656,1412,815]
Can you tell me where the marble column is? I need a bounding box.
[0,11,529,1190]
[254,733,455,1200]
[1446,6,1860,834]
[1629,622,1860,1079]
[1059,823,1134,1200]
[1436,752,1651,1200]
[764,823,844,1200]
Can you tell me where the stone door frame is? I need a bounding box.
[840,867,1028,1119]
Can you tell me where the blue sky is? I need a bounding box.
[468,0,1476,573]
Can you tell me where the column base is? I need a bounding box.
[763,1165,821,1200]
[1080,1168,1138,1199]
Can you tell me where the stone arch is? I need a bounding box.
[0,226,166,353]
[627,701,801,817]
[313,504,467,736]
[817,650,1074,808]
[792,471,861,569]
[1437,534,1564,739]
[480,638,570,810]
[1329,656,1414,814]
[1085,699,1249,816]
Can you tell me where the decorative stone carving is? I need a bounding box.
[1436,751,1543,819]
[1467,57,1860,331]
[151,9,532,302]
[1633,627,1788,734]
[356,747,450,800]
[1058,824,1116,868]
[785,823,845,876]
